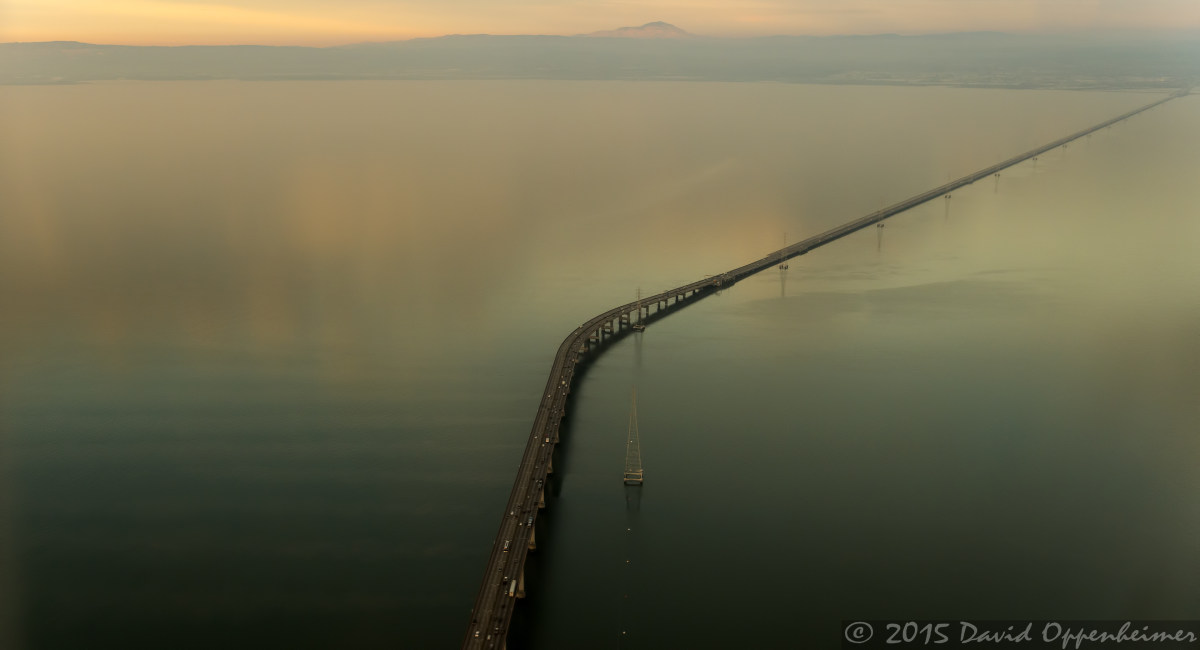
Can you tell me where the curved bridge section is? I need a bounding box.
[461,89,1186,650]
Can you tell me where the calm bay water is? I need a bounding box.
[0,81,1196,649]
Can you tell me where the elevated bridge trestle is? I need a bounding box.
[461,89,1186,650]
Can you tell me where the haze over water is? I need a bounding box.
[0,81,1196,649]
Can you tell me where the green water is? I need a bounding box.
[0,81,1195,649]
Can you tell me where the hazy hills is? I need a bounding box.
[581,21,693,38]
[3,23,1197,88]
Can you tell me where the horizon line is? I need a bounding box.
[6,25,1200,49]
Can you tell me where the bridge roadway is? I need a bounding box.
[460,89,1187,650]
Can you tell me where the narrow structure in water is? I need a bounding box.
[623,389,644,485]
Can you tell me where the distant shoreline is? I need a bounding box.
[4,33,1196,88]
[0,79,1182,93]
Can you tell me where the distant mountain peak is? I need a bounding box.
[583,22,691,39]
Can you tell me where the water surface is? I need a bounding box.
[519,93,1200,649]
[0,81,1191,649]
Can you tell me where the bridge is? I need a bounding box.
[460,88,1187,649]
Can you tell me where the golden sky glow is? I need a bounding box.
[3,0,1199,45]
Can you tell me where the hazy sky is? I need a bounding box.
[4,0,1200,45]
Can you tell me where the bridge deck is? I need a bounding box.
[460,89,1186,650]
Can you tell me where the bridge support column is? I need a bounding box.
[547,455,553,474]
[516,567,526,599]
[528,527,536,551]
[538,487,545,509]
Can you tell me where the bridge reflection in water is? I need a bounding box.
[460,89,1187,650]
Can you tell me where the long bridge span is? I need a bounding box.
[461,89,1187,649]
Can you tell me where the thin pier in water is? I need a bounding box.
[623,390,644,485]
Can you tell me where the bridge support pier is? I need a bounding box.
[528,527,536,551]
[547,455,553,474]
[516,567,526,599]
[538,487,545,509]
